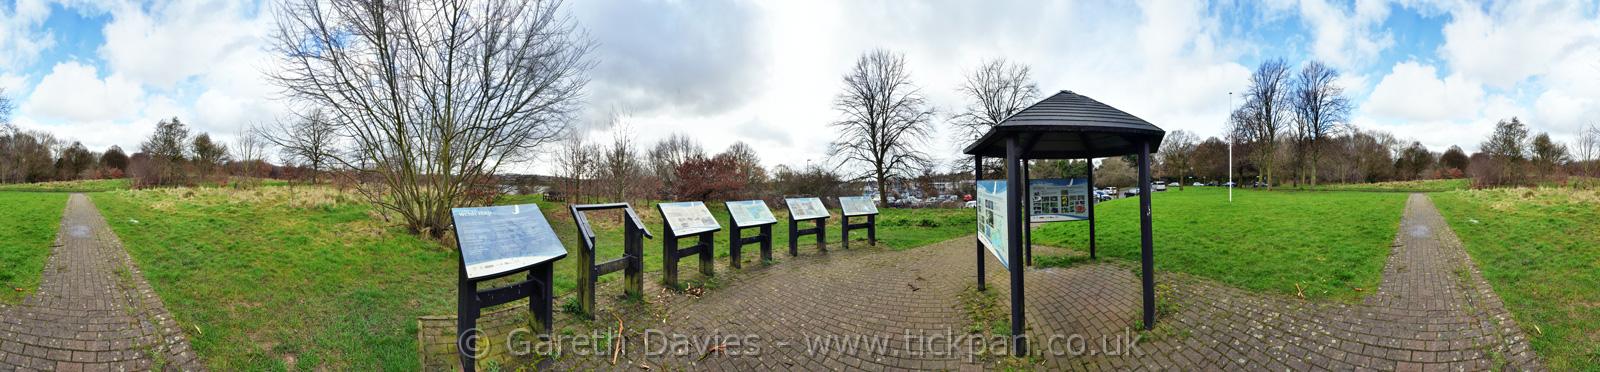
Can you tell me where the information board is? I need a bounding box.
[976,180,1011,270]
[785,197,829,220]
[659,201,721,236]
[1028,178,1091,222]
[452,204,567,279]
[725,200,777,227]
[838,196,879,216]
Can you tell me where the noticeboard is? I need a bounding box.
[976,180,1010,270]
[726,200,777,227]
[452,204,567,280]
[785,197,829,220]
[1028,178,1091,222]
[659,201,721,236]
[838,196,879,216]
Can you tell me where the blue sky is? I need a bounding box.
[2,0,1597,173]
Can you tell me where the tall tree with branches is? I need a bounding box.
[1239,58,1292,188]
[1290,61,1350,187]
[256,109,339,184]
[268,0,592,237]
[1577,122,1599,177]
[951,59,1038,143]
[830,49,935,205]
[1158,130,1198,189]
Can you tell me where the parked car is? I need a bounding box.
[1122,187,1141,197]
[1192,182,1205,186]
[963,200,978,208]
[1153,182,1168,191]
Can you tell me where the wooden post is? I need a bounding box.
[1139,142,1156,330]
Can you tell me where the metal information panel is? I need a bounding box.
[452,204,567,279]
[1028,178,1090,222]
[659,201,721,237]
[838,196,879,216]
[726,200,777,227]
[976,180,1010,270]
[785,197,829,220]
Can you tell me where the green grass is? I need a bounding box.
[496,194,975,296]
[1031,187,1406,301]
[87,189,973,369]
[0,192,68,303]
[1432,188,1600,370]
[1293,178,1469,193]
[0,178,131,192]
[94,187,458,370]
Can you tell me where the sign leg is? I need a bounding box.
[976,155,986,291]
[457,277,479,372]
[699,233,715,277]
[841,216,851,250]
[730,227,743,269]
[532,264,554,333]
[663,237,679,289]
[1139,142,1157,330]
[868,215,877,246]
[625,222,643,299]
[760,225,773,262]
[788,219,799,257]
[817,219,827,251]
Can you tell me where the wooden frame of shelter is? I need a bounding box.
[964,90,1165,356]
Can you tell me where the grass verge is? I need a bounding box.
[1290,178,1469,193]
[0,192,68,303]
[1432,188,1600,370]
[0,178,131,192]
[1031,187,1405,302]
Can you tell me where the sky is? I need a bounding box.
[1,0,1598,175]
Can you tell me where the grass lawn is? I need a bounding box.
[0,178,131,192]
[95,187,458,370]
[91,187,973,369]
[1432,188,1600,370]
[1292,178,1470,193]
[0,192,68,303]
[1031,187,1406,302]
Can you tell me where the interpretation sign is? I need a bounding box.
[726,200,778,227]
[1028,178,1090,222]
[785,197,829,220]
[838,196,879,216]
[976,180,1010,270]
[659,201,721,236]
[452,204,567,279]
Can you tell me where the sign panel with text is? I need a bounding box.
[452,204,567,279]
[725,200,777,227]
[659,201,721,236]
[838,196,879,216]
[1028,178,1091,222]
[976,180,1010,270]
[785,197,829,220]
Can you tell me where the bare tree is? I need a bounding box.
[721,141,767,198]
[646,133,704,198]
[256,109,338,184]
[1158,130,1198,189]
[0,88,12,126]
[597,117,644,202]
[232,127,268,180]
[831,49,935,205]
[1577,122,1599,176]
[555,130,598,203]
[951,59,1039,143]
[1290,61,1350,187]
[1240,58,1292,188]
[191,133,229,181]
[269,0,592,237]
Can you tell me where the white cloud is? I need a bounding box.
[1438,0,1600,89]
[98,0,266,88]
[1365,61,1484,122]
[1296,0,1394,69]
[22,61,144,122]
[0,0,54,71]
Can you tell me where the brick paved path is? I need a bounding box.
[538,193,1541,371]
[0,194,202,371]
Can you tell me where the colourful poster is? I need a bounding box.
[976,180,1011,270]
[838,196,879,216]
[725,200,777,227]
[1028,178,1091,222]
[659,201,721,236]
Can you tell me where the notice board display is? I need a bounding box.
[838,196,879,216]
[451,204,567,280]
[1028,178,1091,222]
[976,180,1010,270]
[659,201,721,236]
[785,197,829,220]
[726,200,777,227]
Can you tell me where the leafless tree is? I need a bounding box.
[268,0,592,237]
[951,59,1038,143]
[555,130,598,203]
[1158,130,1198,189]
[646,133,704,197]
[1290,61,1350,187]
[721,141,767,198]
[830,49,935,205]
[0,88,12,126]
[1239,58,1292,188]
[1577,122,1599,176]
[232,127,269,180]
[597,117,644,202]
[255,109,338,184]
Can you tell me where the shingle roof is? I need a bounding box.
[962,90,1165,159]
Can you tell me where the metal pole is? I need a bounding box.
[1139,142,1156,330]
[1005,136,1028,356]
[975,155,986,291]
[1087,158,1096,259]
[1023,158,1031,266]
